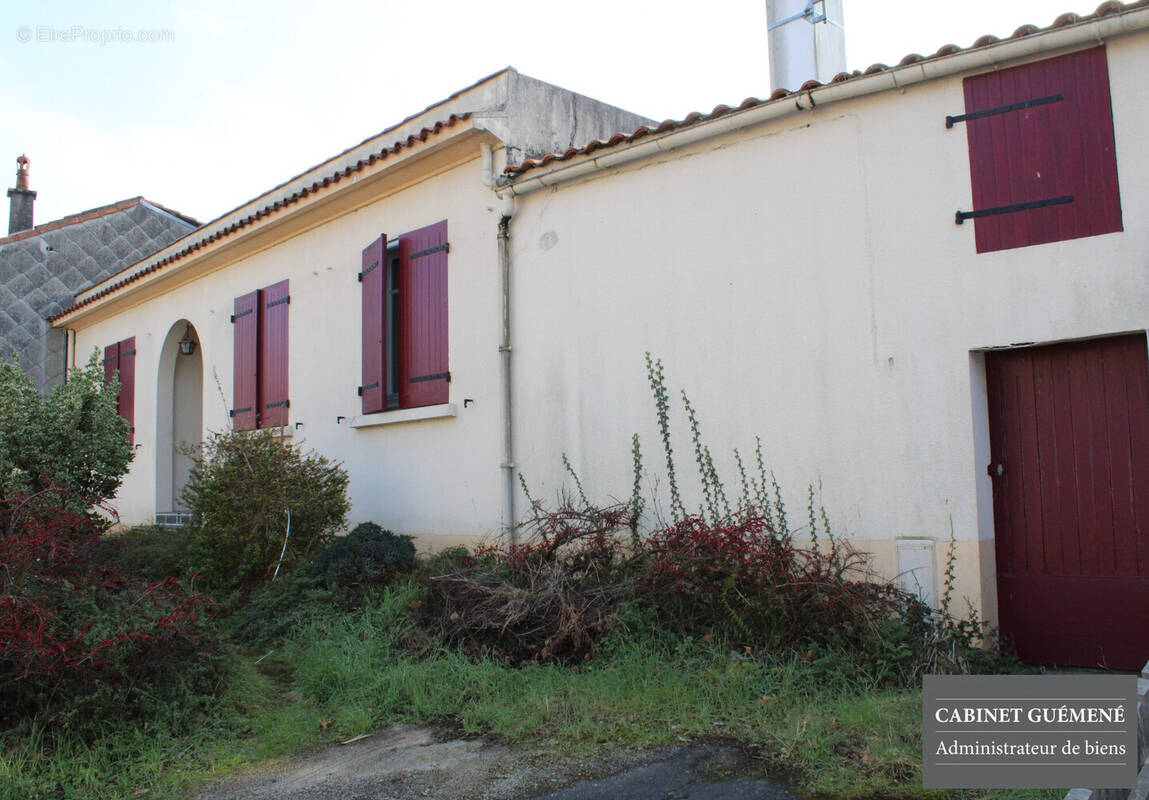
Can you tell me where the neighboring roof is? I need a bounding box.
[0,198,200,391]
[50,113,473,321]
[0,196,198,246]
[505,0,1149,178]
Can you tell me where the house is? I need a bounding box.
[48,68,652,531]
[50,5,1149,670]
[0,157,199,391]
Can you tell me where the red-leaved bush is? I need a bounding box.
[420,502,920,672]
[639,513,909,652]
[0,489,218,734]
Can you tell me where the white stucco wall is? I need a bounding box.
[70,150,510,542]
[507,34,1149,616]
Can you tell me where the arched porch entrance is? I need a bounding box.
[155,320,203,523]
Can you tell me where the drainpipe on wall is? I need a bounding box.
[480,142,518,543]
[62,328,72,384]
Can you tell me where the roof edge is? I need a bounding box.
[212,68,513,228]
[137,198,201,229]
[504,0,1149,181]
[51,113,478,324]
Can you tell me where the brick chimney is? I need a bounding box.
[7,154,36,235]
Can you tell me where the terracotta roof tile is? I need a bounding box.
[51,113,471,321]
[504,0,1149,178]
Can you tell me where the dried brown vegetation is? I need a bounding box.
[419,500,638,665]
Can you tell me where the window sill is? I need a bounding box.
[350,403,457,429]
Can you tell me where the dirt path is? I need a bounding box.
[196,723,798,800]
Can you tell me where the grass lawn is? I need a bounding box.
[0,583,1064,800]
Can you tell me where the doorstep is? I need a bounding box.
[154,512,194,527]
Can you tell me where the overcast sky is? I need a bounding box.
[0,0,1101,225]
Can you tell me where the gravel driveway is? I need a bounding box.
[196,723,798,800]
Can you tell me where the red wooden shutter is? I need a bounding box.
[259,280,290,428]
[398,221,448,408]
[103,343,119,386]
[102,339,135,443]
[231,290,259,431]
[360,235,387,414]
[117,337,136,445]
[961,46,1122,253]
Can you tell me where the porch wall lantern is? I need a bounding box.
[178,324,198,356]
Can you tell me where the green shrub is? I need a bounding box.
[107,525,193,583]
[419,544,474,575]
[309,522,416,592]
[0,352,132,503]
[0,355,221,739]
[181,429,350,592]
[226,568,339,648]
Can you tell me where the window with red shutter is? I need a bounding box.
[954,46,1122,253]
[358,221,448,414]
[231,281,289,430]
[103,337,136,443]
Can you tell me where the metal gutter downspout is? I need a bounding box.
[481,142,518,544]
[62,328,74,383]
[501,8,1149,198]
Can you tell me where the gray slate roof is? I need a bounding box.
[0,199,198,390]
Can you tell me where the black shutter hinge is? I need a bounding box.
[408,242,449,260]
[229,406,253,417]
[945,93,1063,129]
[231,308,254,323]
[408,371,450,384]
[266,295,290,308]
[358,260,380,282]
[266,399,290,409]
[358,381,379,396]
[956,195,1074,225]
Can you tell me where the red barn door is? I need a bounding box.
[986,334,1149,670]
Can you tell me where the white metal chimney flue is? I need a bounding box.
[766,0,847,93]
